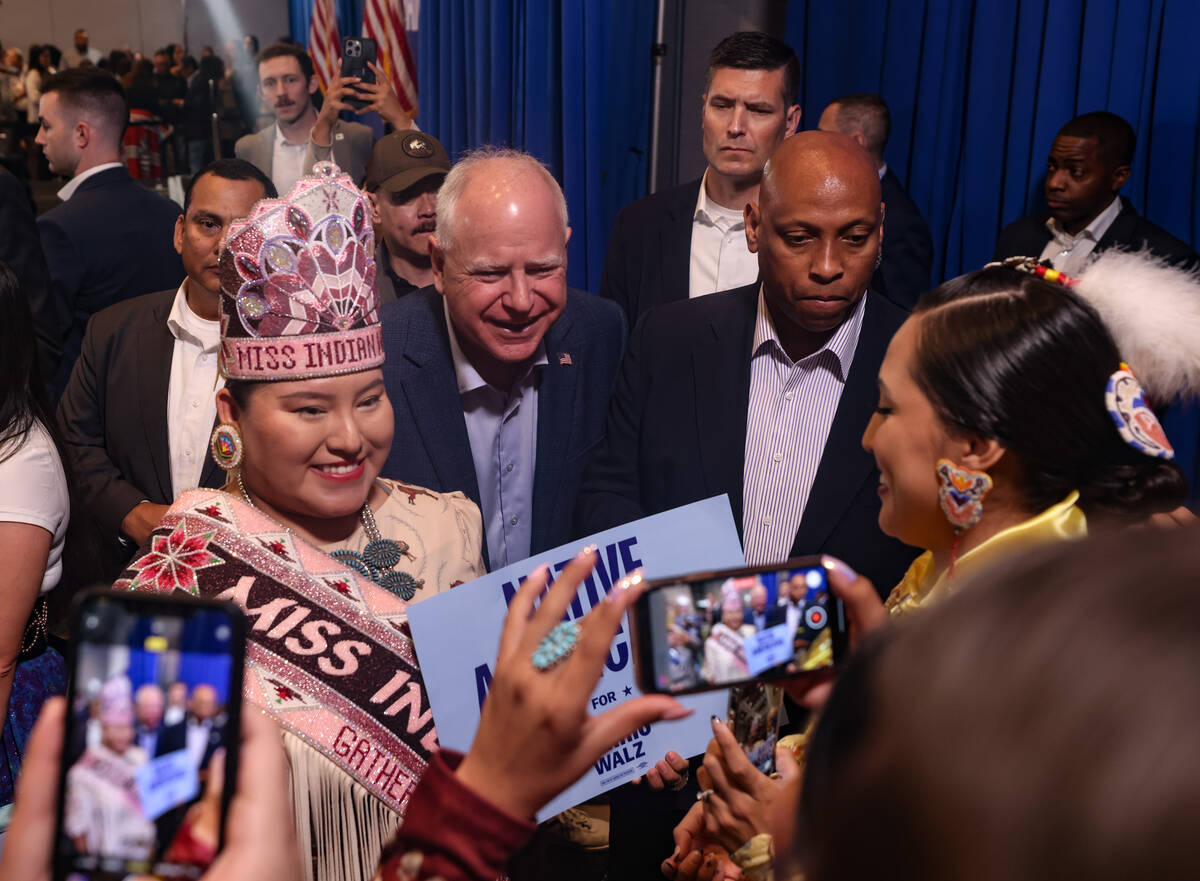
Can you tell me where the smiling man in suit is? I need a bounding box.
[380,148,625,569]
[578,130,918,590]
[57,159,275,577]
[599,31,801,329]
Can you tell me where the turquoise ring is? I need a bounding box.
[532,621,580,671]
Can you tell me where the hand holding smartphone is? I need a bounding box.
[53,591,245,881]
[630,557,848,696]
[339,36,378,111]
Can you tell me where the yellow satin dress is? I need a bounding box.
[885,491,1087,619]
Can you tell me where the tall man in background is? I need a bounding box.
[599,31,801,328]
[818,93,933,308]
[35,69,183,397]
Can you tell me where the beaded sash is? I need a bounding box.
[113,489,435,818]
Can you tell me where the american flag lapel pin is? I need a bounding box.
[558,352,573,366]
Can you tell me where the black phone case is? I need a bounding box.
[340,36,379,111]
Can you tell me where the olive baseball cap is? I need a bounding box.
[364,129,451,194]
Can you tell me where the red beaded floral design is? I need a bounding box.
[128,527,224,595]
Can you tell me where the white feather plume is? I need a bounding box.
[1073,248,1200,401]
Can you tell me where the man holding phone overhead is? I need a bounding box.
[235,41,409,192]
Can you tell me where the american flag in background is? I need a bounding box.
[363,0,419,117]
[308,0,341,92]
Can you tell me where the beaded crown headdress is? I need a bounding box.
[218,161,383,381]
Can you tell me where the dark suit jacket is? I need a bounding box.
[599,179,701,330]
[38,166,183,398]
[874,168,933,310]
[749,605,785,633]
[57,289,224,576]
[0,166,59,384]
[379,287,627,567]
[575,285,920,593]
[994,196,1198,268]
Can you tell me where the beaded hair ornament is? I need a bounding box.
[218,161,382,381]
[987,254,1200,461]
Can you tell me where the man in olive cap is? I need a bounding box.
[364,129,451,301]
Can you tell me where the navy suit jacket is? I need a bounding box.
[599,178,701,330]
[874,168,933,310]
[749,605,786,633]
[38,166,183,398]
[575,284,920,594]
[994,196,1198,269]
[379,287,627,568]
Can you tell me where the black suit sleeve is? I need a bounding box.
[878,211,933,309]
[992,218,1047,262]
[597,210,635,325]
[56,315,152,541]
[0,171,60,383]
[37,214,87,357]
[573,312,654,536]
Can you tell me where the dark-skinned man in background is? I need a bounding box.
[994,110,1196,271]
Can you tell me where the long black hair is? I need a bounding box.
[910,266,1186,524]
[0,260,60,463]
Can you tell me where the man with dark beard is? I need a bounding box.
[364,130,451,300]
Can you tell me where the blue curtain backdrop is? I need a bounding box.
[786,0,1200,496]
[785,0,1199,283]
[415,0,655,292]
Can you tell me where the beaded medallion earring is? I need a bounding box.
[935,458,993,576]
[209,423,243,472]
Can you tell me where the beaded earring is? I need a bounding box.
[209,423,244,472]
[935,458,993,576]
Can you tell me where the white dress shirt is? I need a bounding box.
[272,123,310,195]
[689,170,760,298]
[57,161,123,201]
[742,288,867,565]
[1038,195,1123,275]
[166,283,223,498]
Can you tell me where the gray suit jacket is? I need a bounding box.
[234,118,375,187]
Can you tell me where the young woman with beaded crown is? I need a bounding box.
[116,162,484,881]
[663,249,1200,881]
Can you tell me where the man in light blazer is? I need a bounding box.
[235,41,408,191]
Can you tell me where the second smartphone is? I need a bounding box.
[630,557,847,696]
[53,590,246,881]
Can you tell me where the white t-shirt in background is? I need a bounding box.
[0,419,70,593]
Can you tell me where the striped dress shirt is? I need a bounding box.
[742,288,867,565]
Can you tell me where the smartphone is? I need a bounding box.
[54,590,246,881]
[340,36,378,111]
[630,558,846,695]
